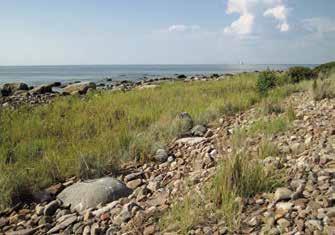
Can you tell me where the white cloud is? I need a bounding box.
[224,13,254,35]
[167,24,200,33]
[224,0,291,35]
[264,5,290,32]
[224,0,256,35]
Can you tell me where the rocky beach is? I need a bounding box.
[0,63,335,234]
[0,79,335,234]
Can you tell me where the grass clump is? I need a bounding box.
[211,153,280,228]
[312,78,335,101]
[286,104,296,122]
[159,194,207,234]
[248,117,289,136]
[260,98,284,115]
[258,140,281,159]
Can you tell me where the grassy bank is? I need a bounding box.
[0,74,263,208]
[0,70,320,208]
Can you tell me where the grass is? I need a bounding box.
[161,127,283,232]
[159,193,207,234]
[247,117,289,136]
[258,140,281,159]
[312,76,335,101]
[0,74,263,208]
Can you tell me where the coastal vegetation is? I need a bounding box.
[1,73,261,208]
[0,64,334,211]
[160,67,335,233]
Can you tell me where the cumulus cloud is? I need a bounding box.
[167,24,200,33]
[264,4,290,32]
[224,0,291,36]
[224,0,255,35]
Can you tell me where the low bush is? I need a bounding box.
[286,66,316,84]
[313,61,335,78]
[256,70,277,94]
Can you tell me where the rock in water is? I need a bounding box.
[63,82,96,95]
[57,177,132,212]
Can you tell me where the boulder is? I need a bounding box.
[154,149,168,163]
[29,84,53,94]
[176,112,194,134]
[0,83,29,96]
[63,82,96,95]
[191,125,207,136]
[274,187,293,202]
[57,177,132,212]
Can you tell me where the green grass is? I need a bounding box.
[247,117,289,136]
[312,76,335,101]
[0,74,263,208]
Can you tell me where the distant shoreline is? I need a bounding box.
[0,64,316,86]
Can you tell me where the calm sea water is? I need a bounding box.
[0,64,316,86]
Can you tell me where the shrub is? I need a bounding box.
[286,66,315,83]
[257,71,277,94]
[313,61,335,78]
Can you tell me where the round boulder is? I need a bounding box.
[57,177,132,212]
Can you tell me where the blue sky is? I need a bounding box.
[0,0,334,65]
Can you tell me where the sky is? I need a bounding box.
[0,0,334,65]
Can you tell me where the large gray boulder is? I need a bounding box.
[63,82,96,95]
[0,83,29,96]
[57,177,132,212]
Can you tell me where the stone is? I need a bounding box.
[126,179,142,189]
[0,83,29,96]
[276,202,293,213]
[154,149,168,163]
[57,177,132,212]
[30,84,53,94]
[44,200,60,216]
[47,215,77,234]
[45,183,64,195]
[191,125,207,137]
[35,205,45,216]
[92,201,119,217]
[274,187,293,201]
[176,137,206,145]
[277,218,290,230]
[305,219,323,231]
[176,112,194,132]
[6,227,41,235]
[124,172,143,182]
[143,224,156,235]
[63,82,96,95]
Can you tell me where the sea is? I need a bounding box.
[0,64,316,86]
